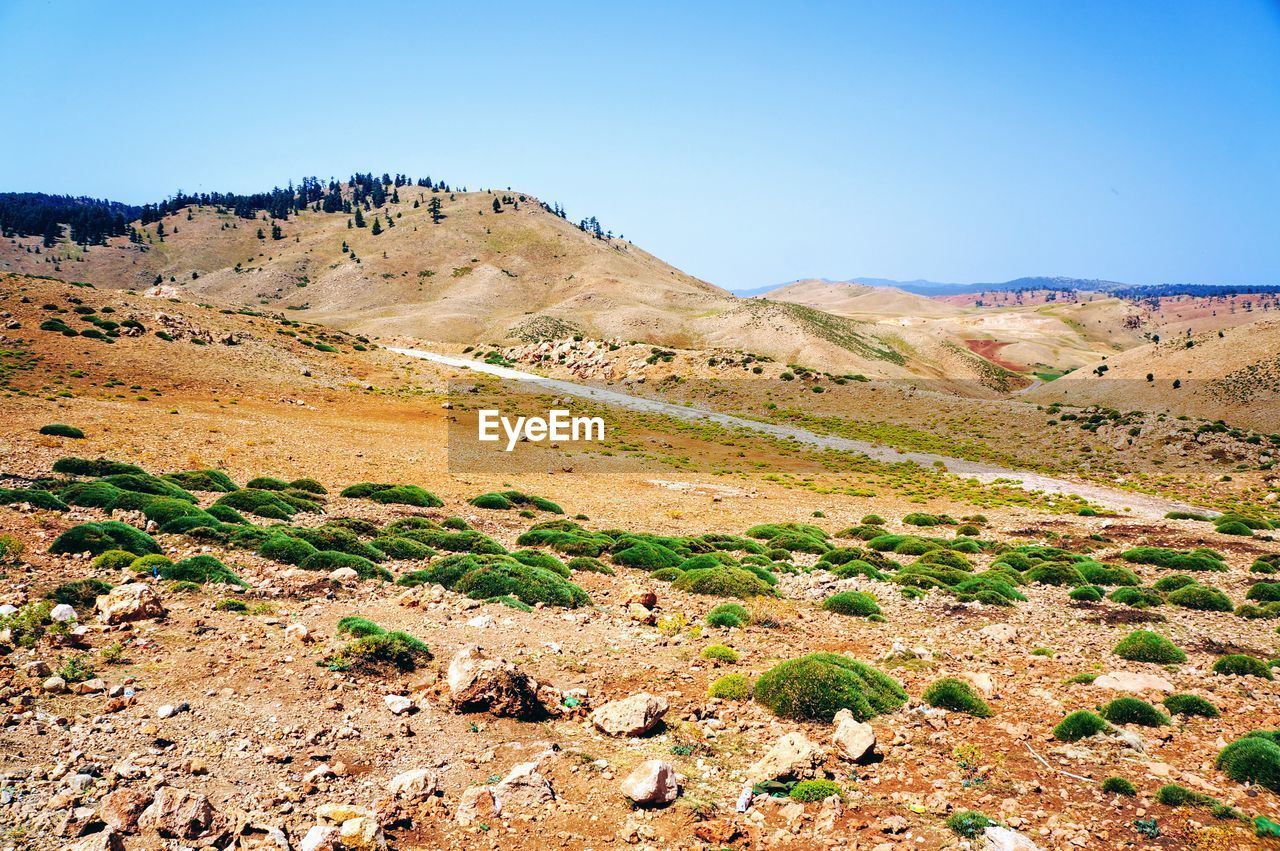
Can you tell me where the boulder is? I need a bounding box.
[619,759,678,806]
[977,623,1017,643]
[50,603,78,622]
[831,708,877,763]
[383,694,414,715]
[590,692,668,737]
[747,732,825,782]
[983,825,1042,850]
[97,583,166,625]
[387,768,438,800]
[138,787,224,843]
[446,645,543,718]
[455,786,499,826]
[100,788,152,832]
[338,815,386,850]
[299,825,342,851]
[493,760,555,809]
[67,830,125,851]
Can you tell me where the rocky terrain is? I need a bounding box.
[1,273,1280,851]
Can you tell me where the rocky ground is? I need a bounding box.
[1,276,1280,850]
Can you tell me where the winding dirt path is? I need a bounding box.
[390,346,1215,519]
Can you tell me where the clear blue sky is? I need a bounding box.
[1,1,1277,289]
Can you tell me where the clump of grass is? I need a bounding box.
[214,598,249,613]
[754,652,906,722]
[922,677,992,717]
[946,810,998,839]
[325,631,432,673]
[52,457,144,477]
[701,644,739,663]
[159,555,248,587]
[1212,654,1273,679]
[1102,776,1137,796]
[214,488,302,520]
[162,469,238,492]
[49,521,160,556]
[1163,693,1220,718]
[299,550,393,582]
[1167,584,1233,612]
[821,590,881,618]
[1113,630,1186,664]
[470,490,564,514]
[707,673,752,700]
[46,578,112,611]
[672,566,773,599]
[39,423,84,439]
[1100,697,1169,727]
[1217,731,1280,792]
[707,602,749,628]
[339,482,443,507]
[1053,710,1108,742]
[789,779,842,802]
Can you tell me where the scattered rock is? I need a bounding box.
[97,583,166,624]
[619,759,678,806]
[456,786,500,826]
[100,788,151,832]
[383,694,414,715]
[983,825,1042,850]
[748,732,825,782]
[387,768,438,800]
[1093,671,1174,692]
[446,644,543,718]
[493,760,555,809]
[832,708,877,763]
[591,692,668,737]
[138,786,224,843]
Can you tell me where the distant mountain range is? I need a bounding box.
[733,276,1280,299]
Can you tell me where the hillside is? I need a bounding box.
[1027,319,1280,431]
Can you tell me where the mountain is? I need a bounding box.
[739,275,1130,298]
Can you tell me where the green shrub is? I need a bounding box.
[672,566,773,598]
[339,482,443,507]
[205,504,247,524]
[299,551,392,581]
[946,810,998,839]
[1053,710,1108,741]
[707,602,749,628]
[40,423,84,438]
[129,553,172,574]
[453,560,590,608]
[289,477,327,494]
[1247,582,1280,603]
[1078,562,1140,587]
[754,652,906,722]
[1102,776,1137,796]
[402,529,506,555]
[1215,520,1255,536]
[917,549,972,570]
[1213,654,1273,679]
[163,469,238,492]
[336,616,386,637]
[214,599,249,613]
[861,514,886,526]
[101,473,195,502]
[287,526,385,561]
[245,476,290,490]
[903,512,952,527]
[214,488,299,520]
[469,492,513,510]
[47,578,112,610]
[1152,574,1197,592]
[510,549,570,577]
[1108,586,1165,608]
[53,457,144,476]
[829,559,889,582]
[91,549,138,571]
[789,779,842,802]
[1100,697,1169,727]
[1121,547,1226,572]
[487,594,534,612]
[1167,585,1233,612]
[1163,693,1219,718]
[1069,585,1104,602]
[0,488,68,511]
[329,631,431,672]
[922,677,991,716]
[1252,554,1280,574]
[470,490,564,514]
[566,556,614,575]
[59,481,125,509]
[1024,563,1087,587]
[1113,630,1186,664]
[371,536,435,561]
[49,521,159,556]
[701,644,740,663]
[160,555,248,587]
[258,533,319,565]
[822,591,881,618]
[1217,732,1280,792]
[707,673,752,700]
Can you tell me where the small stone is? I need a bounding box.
[300,824,342,851]
[387,768,438,800]
[591,692,668,737]
[49,603,78,622]
[493,760,555,809]
[455,786,499,826]
[748,732,825,782]
[832,708,877,763]
[96,583,166,624]
[383,694,414,715]
[100,788,151,832]
[43,675,67,693]
[328,567,359,583]
[619,759,678,806]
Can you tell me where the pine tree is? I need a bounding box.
[257,228,265,240]
[271,222,284,240]
[371,216,383,235]
[354,207,366,228]
[428,197,442,224]
[492,198,502,214]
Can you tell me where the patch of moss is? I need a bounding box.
[49,521,160,556]
[754,652,906,722]
[1052,710,1108,741]
[1113,630,1186,664]
[1212,654,1273,679]
[1100,697,1169,727]
[922,677,991,717]
[339,482,443,507]
[822,591,881,618]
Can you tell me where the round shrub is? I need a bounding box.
[40,423,84,438]
[1216,732,1280,792]
[566,556,614,575]
[160,555,248,587]
[371,536,435,561]
[510,549,570,577]
[1024,563,1087,587]
[49,521,159,556]
[1101,777,1136,796]
[300,551,392,581]
[206,504,247,524]
[650,567,684,582]
[1099,697,1168,727]
[47,578,112,610]
[339,482,443,507]
[129,553,172,574]
[1108,586,1164,608]
[163,469,237,492]
[91,549,139,571]
[59,481,126,509]
[336,616,386,638]
[258,533,319,565]
[334,631,432,673]
[453,561,590,608]
[1152,574,1197,593]
[214,488,298,520]
[214,599,249,613]
[822,591,881,618]
[52,457,144,477]
[917,549,972,570]
[701,644,739,663]
[1163,693,1220,718]
[289,477,327,494]
[470,492,514,510]
[1069,585,1104,602]
[1215,520,1255,537]
[246,476,290,491]
[922,677,991,717]
[754,652,906,722]
[707,673,751,700]
[1078,562,1140,587]
[707,602,749,628]
[672,566,773,599]
[1053,710,1108,742]
[612,541,683,571]
[1113,630,1186,664]
[1212,654,1273,679]
[946,811,998,840]
[789,779,842,802]
[861,514,885,526]
[1247,582,1280,603]
[1167,585,1233,612]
